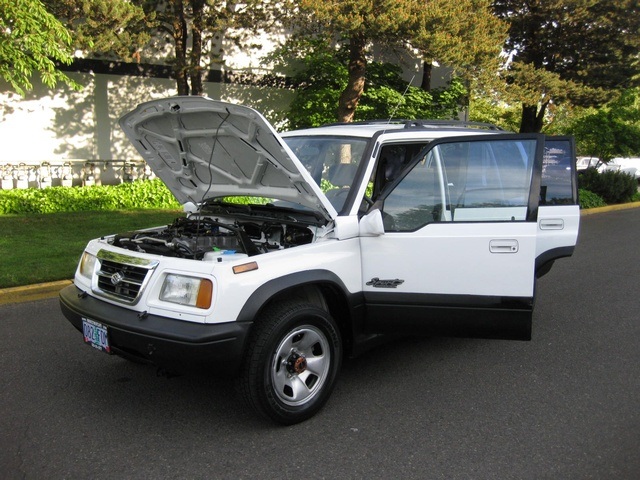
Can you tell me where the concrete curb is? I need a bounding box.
[0,280,72,306]
[1,202,639,305]
[578,201,640,215]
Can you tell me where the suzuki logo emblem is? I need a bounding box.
[110,271,125,286]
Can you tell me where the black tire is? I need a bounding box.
[238,301,342,425]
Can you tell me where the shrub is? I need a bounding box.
[0,179,181,214]
[578,168,637,204]
[578,189,607,209]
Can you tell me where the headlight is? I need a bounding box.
[160,274,213,309]
[79,252,97,280]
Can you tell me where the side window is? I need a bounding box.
[380,138,538,229]
[446,139,536,222]
[382,151,445,232]
[373,143,429,195]
[541,139,577,205]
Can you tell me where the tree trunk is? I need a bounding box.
[420,61,432,91]
[189,0,205,96]
[519,102,548,133]
[337,34,367,123]
[170,0,189,95]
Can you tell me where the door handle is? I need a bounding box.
[539,218,564,230]
[489,239,519,253]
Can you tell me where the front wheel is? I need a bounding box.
[238,301,342,425]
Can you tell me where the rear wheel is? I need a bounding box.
[238,301,342,425]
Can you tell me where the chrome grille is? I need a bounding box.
[94,250,158,304]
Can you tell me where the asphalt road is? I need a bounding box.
[1,209,639,480]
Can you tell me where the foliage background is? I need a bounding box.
[0,179,180,214]
[578,169,638,205]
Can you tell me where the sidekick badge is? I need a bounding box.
[366,277,405,289]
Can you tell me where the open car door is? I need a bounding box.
[536,136,580,277]
[360,134,558,340]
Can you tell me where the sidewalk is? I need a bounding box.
[1,202,639,306]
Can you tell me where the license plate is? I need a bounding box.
[82,318,111,354]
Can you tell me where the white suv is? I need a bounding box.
[60,97,580,424]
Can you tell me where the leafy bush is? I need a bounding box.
[578,189,607,209]
[0,179,181,214]
[578,168,637,204]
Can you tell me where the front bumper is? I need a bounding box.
[59,284,251,375]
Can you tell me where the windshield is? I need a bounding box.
[283,136,369,211]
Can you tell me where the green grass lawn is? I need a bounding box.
[0,209,182,288]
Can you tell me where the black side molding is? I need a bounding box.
[536,246,575,278]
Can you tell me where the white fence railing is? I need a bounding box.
[0,160,155,190]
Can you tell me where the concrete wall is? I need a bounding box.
[0,72,294,188]
[0,28,451,190]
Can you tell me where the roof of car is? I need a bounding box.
[280,119,505,139]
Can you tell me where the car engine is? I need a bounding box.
[110,215,317,260]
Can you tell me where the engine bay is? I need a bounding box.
[110,214,319,260]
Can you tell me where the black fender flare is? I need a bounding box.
[236,269,360,324]
[535,246,575,278]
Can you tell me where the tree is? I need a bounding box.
[411,0,507,93]
[136,0,279,95]
[0,0,79,95]
[569,88,640,162]
[291,0,506,123]
[45,0,153,63]
[278,41,467,129]
[49,1,275,96]
[493,0,640,133]
[468,94,521,132]
[297,0,423,122]
[147,0,207,95]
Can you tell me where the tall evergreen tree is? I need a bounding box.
[298,0,419,122]
[412,0,506,93]
[493,0,640,132]
[294,0,506,123]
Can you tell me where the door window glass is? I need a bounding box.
[382,151,443,231]
[381,138,538,229]
[448,140,535,221]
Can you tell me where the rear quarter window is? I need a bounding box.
[541,139,577,205]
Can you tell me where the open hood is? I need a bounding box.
[119,97,337,221]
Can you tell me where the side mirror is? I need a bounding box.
[334,215,359,240]
[359,209,385,237]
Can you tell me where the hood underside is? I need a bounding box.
[119,97,336,221]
